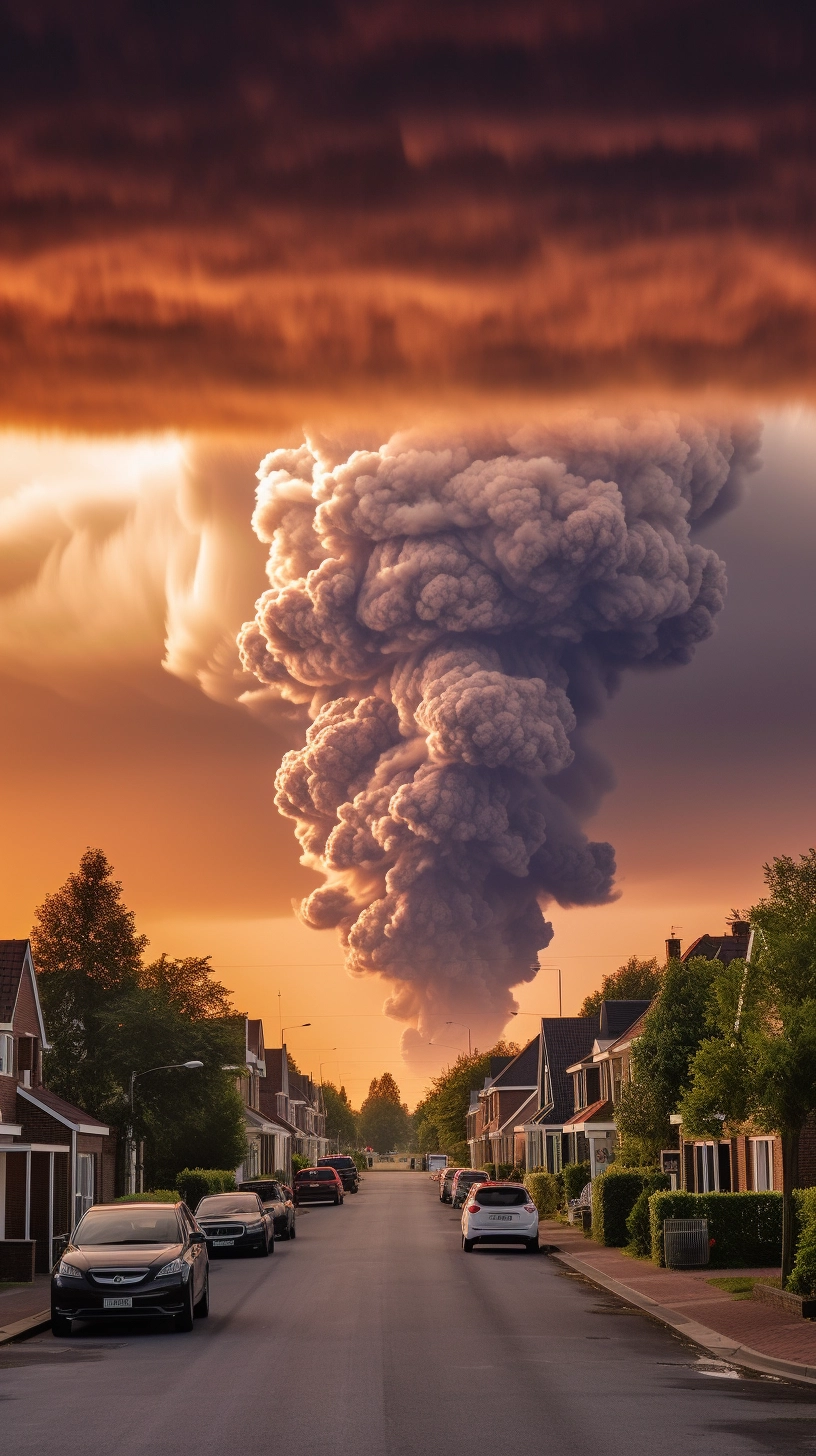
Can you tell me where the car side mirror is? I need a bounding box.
[189,1230,206,1245]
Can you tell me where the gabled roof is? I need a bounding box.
[563,1097,614,1129]
[598,1000,652,1039]
[488,1037,539,1090]
[602,1007,650,1055]
[0,940,50,1047]
[535,1015,599,1125]
[683,932,750,965]
[18,1084,109,1135]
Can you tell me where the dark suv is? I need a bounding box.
[317,1156,360,1193]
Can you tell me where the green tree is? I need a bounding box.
[580,956,663,1017]
[359,1074,412,1152]
[680,852,816,1284]
[323,1082,359,1148]
[413,1041,519,1157]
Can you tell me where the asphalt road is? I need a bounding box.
[3,1174,816,1455]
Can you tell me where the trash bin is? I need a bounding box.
[663,1217,710,1268]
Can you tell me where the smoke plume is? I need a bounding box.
[239,414,760,1058]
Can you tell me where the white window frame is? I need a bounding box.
[0,1033,13,1076]
[75,1152,95,1222]
[751,1137,775,1191]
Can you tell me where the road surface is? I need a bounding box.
[2,1173,815,1455]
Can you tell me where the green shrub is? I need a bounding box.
[114,1189,179,1203]
[563,1162,591,1203]
[626,1190,653,1255]
[649,1191,782,1267]
[175,1167,236,1208]
[788,1189,816,1294]
[509,1166,524,1183]
[524,1171,562,1218]
[497,1163,513,1179]
[483,1162,496,1179]
[291,1153,312,1175]
[592,1167,670,1247]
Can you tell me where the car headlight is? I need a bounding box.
[156,1258,185,1278]
[57,1260,82,1278]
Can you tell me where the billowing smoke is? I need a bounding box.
[239,413,760,1059]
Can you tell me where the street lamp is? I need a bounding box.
[126,1060,204,1193]
[281,1023,311,1043]
[445,1020,472,1055]
[512,965,562,1017]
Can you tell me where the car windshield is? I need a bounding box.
[74,1208,182,1245]
[196,1195,261,1216]
[475,1188,529,1207]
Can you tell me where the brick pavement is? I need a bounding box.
[541,1219,816,1367]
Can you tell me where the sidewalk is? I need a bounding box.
[0,1277,51,1343]
[541,1219,816,1381]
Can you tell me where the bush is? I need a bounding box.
[508,1166,524,1183]
[483,1162,496,1179]
[592,1167,670,1247]
[788,1189,816,1294]
[175,1167,236,1207]
[563,1162,591,1203]
[496,1163,513,1179]
[114,1190,178,1203]
[291,1153,312,1175]
[524,1171,562,1219]
[649,1191,782,1267]
[626,1190,655,1255]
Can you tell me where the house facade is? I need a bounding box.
[259,1044,329,1174]
[467,1045,538,1169]
[0,940,115,1274]
[233,1018,291,1182]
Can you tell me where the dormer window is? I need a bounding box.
[0,1033,13,1075]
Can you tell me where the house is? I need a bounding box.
[513,1016,600,1174]
[232,1018,291,1182]
[0,940,115,1275]
[467,1042,539,1169]
[259,1044,329,1173]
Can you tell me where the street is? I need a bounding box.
[3,1174,816,1456]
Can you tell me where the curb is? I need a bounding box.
[548,1250,816,1386]
[0,1309,51,1346]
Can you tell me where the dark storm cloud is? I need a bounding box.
[1,1,816,426]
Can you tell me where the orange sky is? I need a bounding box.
[1,4,815,1107]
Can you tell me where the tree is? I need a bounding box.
[359,1074,412,1152]
[323,1082,358,1148]
[580,956,663,1017]
[680,851,816,1284]
[413,1041,520,1156]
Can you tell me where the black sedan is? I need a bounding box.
[51,1200,209,1337]
[238,1179,296,1239]
[195,1191,274,1255]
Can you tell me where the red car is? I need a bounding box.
[294,1167,344,1206]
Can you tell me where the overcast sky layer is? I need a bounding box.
[0,2,814,1104]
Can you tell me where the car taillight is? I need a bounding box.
[524,1204,536,1213]
[467,1203,480,1214]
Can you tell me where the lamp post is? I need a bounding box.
[512,965,562,1018]
[444,1020,472,1055]
[281,1023,311,1045]
[126,1060,204,1194]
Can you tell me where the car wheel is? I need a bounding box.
[194,1274,209,1318]
[526,1238,539,1254]
[290,1219,297,1239]
[334,1193,340,1204]
[51,1308,71,1338]
[174,1282,195,1332]
[258,1235,269,1256]
[280,1225,290,1240]
[462,1236,474,1252]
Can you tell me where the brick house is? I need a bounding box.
[229,1017,291,1183]
[259,1044,328,1172]
[0,940,115,1275]
[466,1041,539,1169]
[513,1016,601,1174]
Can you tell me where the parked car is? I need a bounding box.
[440,1167,462,1203]
[460,1182,539,1253]
[317,1155,360,1192]
[195,1191,275,1255]
[51,1200,209,1337]
[238,1179,296,1239]
[294,1167,344,1205]
[451,1169,490,1208]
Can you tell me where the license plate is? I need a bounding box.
[103,1296,132,1309]
[212,1239,234,1246]
[490,1214,513,1221]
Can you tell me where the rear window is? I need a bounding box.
[474,1188,529,1207]
[458,1172,488,1185]
[318,1157,355,1169]
[297,1169,336,1181]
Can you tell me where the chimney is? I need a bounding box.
[666,936,682,962]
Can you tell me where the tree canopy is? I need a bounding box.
[413,1041,520,1162]
[579,955,663,1016]
[359,1073,412,1152]
[323,1082,358,1148]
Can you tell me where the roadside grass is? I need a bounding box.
[707,1275,782,1300]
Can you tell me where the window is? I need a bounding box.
[752,1139,774,1191]
[0,1033,13,1075]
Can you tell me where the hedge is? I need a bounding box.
[788,1189,816,1294]
[524,1171,562,1219]
[114,1190,178,1203]
[175,1168,236,1207]
[591,1167,670,1247]
[649,1191,782,1268]
[563,1162,591,1203]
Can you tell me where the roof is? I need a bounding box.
[0,940,29,1022]
[18,1084,110,1135]
[488,1037,540,1090]
[598,1000,652,1039]
[535,1015,600,1125]
[563,1097,615,1129]
[602,1007,651,1055]
[683,932,750,965]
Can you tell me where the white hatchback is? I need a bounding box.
[461,1182,539,1253]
